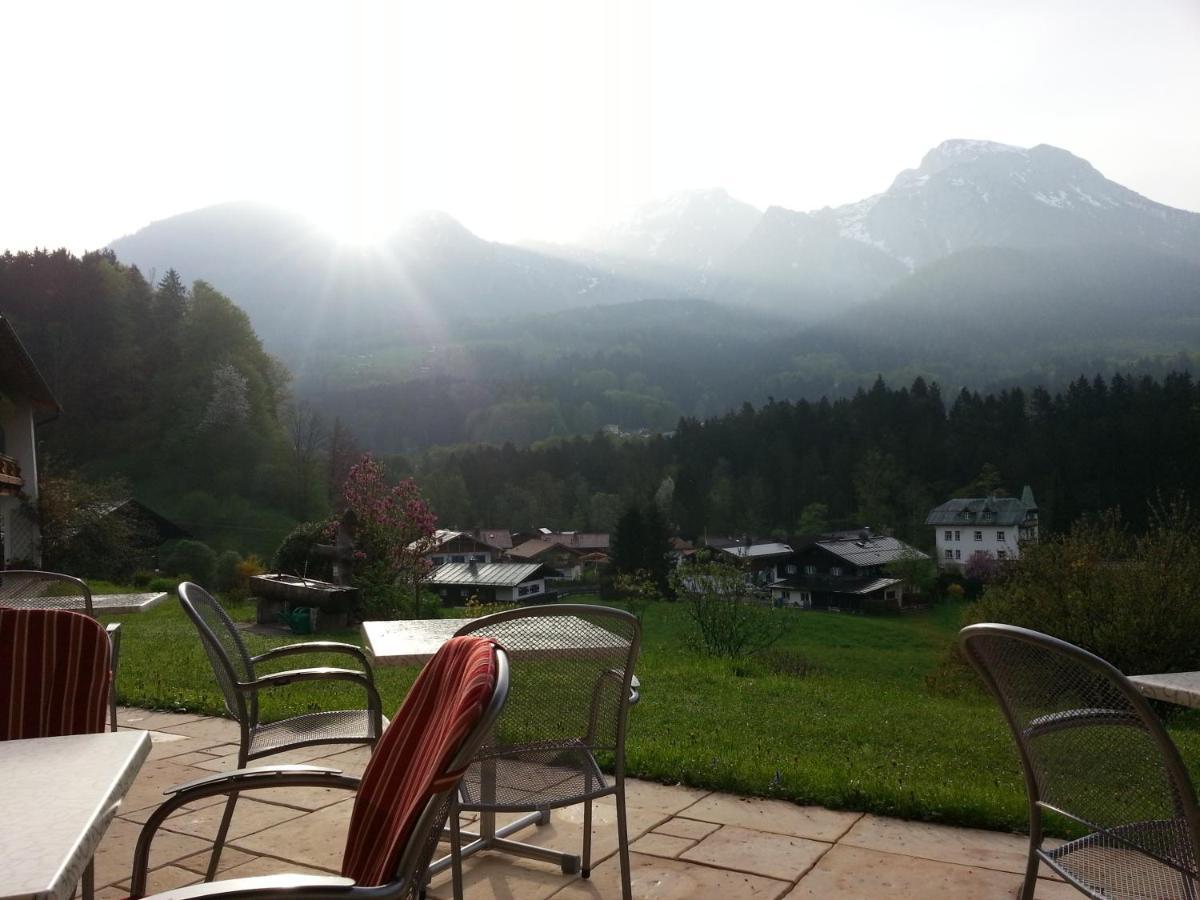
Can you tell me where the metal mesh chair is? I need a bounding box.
[0,569,120,732]
[130,636,509,900]
[960,623,1200,900]
[443,604,641,900]
[178,581,387,880]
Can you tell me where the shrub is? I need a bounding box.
[161,539,217,586]
[272,521,334,581]
[968,499,1200,674]
[131,569,155,588]
[149,576,178,593]
[669,555,788,658]
[213,550,242,592]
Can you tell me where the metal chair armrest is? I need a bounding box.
[166,764,352,795]
[1024,707,1142,739]
[238,667,373,691]
[251,642,374,680]
[138,873,357,900]
[132,767,361,897]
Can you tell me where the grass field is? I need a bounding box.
[102,595,1200,836]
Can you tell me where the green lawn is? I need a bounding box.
[102,596,1200,835]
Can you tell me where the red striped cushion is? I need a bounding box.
[341,635,498,887]
[0,607,112,739]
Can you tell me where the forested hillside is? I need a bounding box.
[0,249,304,554]
[408,374,1200,547]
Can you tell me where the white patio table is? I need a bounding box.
[1129,671,1200,708]
[0,730,151,900]
[361,613,639,879]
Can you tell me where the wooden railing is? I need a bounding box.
[0,453,22,489]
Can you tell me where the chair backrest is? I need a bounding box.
[961,623,1200,869]
[0,607,112,739]
[0,569,94,615]
[340,635,508,892]
[454,604,640,759]
[178,582,258,726]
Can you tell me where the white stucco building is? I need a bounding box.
[925,486,1039,571]
[0,316,60,566]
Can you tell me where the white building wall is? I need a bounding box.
[1,401,41,565]
[934,524,1022,569]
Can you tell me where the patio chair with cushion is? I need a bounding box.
[177,581,387,879]
[444,604,641,900]
[1,606,115,900]
[0,568,121,732]
[960,623,1200,900]
[130,635,509,900]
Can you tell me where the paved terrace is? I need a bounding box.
[99,708,1076,899]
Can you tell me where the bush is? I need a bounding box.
[757,648,816,678]
[161,539,217,586]
[669,555,788,658]
[149,576,178,593]
[213,550,242,592]
[131,569,155,588]
[272,522,334,581]
[968,499,1200,674]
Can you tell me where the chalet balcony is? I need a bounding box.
[0,453,22,493]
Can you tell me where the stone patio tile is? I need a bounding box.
[117,708,207,731]
[148,796,308,841]
[245,783,359,811]
[162,716,242,742]
[679,792,862,842]
[624,779,711,815]
[785,845,1080,900]
[425,851,582,900]
[681,825,830,882]
[161,749,227,767]
[118,758,234,813]
[111,864,202,895]
[147,737,239,762]
[215,855,333,880]
[176,847,258,875]
[547,851,791,900]
[840,814,1049,876]
[630,831,696,858]
[309,745,374,777]
[91,816,211,888]
[228,797,355,872]
[654,817,721,841]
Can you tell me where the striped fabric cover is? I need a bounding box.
[0,607,112,739]
[341,635,498,887]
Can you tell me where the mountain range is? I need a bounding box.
[104,139,1200,437]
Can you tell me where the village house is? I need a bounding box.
[425,529,500,566]
[767,529,927,612]
[925,486,1039,570]
[507,531,611,580]
[0,315,59,566]
[709,539,795,586]
[424,560,548,606]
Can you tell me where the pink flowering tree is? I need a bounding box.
[336,454,438,617]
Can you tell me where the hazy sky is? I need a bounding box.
[4,0,1199,251]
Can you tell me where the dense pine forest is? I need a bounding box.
[3,248,1198,557]
[409,373,1200,546]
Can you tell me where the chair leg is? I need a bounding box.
[82,857,95,900]
[615,782,632,900]
[1019,816,1042,900]
[109,688,119,732]
[581,798,593,878]
[449,796,465,900]
[206,792,239,881]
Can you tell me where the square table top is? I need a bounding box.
[362,614,632,667]
[1129,671,1200,708]
[0,730,152,900]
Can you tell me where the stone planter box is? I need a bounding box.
[250,574,360,630]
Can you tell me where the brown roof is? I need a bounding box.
[0,316,60,414]
[471,528,513,551]
[539,532,610,552]
[508,537,587,561]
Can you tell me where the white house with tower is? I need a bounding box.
[925,486,1038,570]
